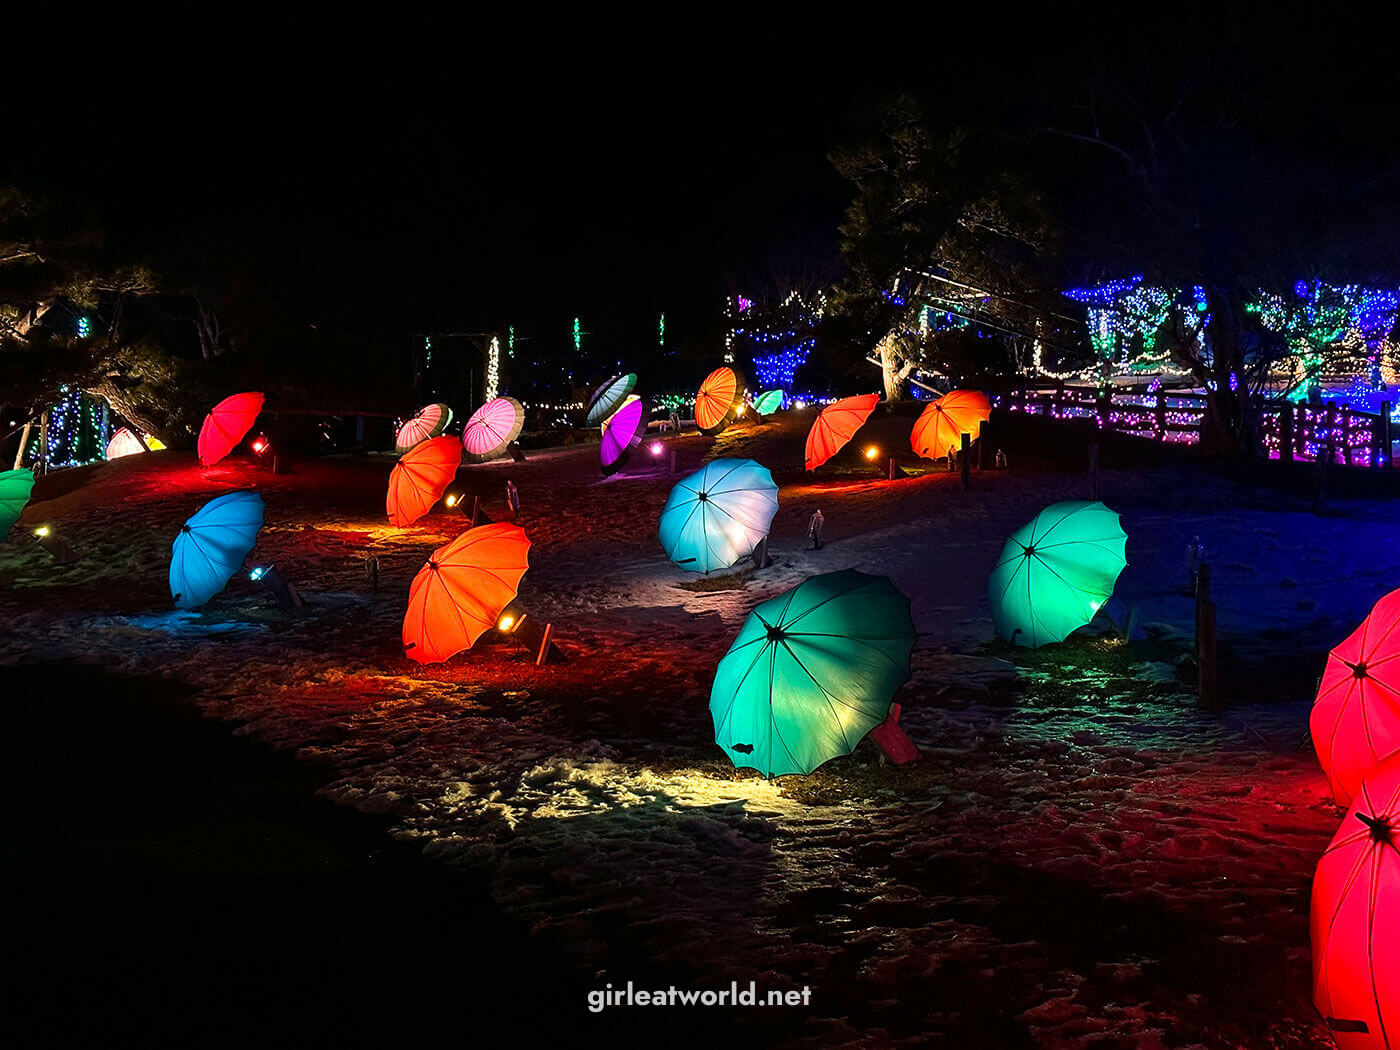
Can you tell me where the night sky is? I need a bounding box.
[7,21,1395,374]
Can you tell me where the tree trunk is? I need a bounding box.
[81,382,174,448]
[876,331,915,402]
[1200,287,1262,459]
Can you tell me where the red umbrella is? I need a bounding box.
[1311,587,1400,805]
[198,392,264,467]
[1310,752,1398,1046]
[402,523,531,664]
[804,393,879,471]
[386,436,461,526]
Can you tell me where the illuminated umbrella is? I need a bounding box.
[988,500,1127,648]
[804,393,880,471]
[585,373,637,426]
[658,458,778,574]
[395,403,453,454]
[169,491,265,610]
[462,397,525,460]
[1310,753,1398,1046]
[1311,587,1400,806]
[198,392,264,468]
[695,367,743,435]
[600,395,649,475]
[1,468,36,540]
[710,569,915,778]
[911,390,992,460]
[402,523,531,664]
[753,390,785,416]
[105,428,165,460]
[387,436,461,526]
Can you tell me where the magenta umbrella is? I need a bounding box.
[462,397,525,460]
[601,395,648,475]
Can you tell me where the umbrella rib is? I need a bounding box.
[787,632,912,672]
[779,641,864,755]
[782,577,872,630]
[1325,678,1362,784]
[1367,849,1388,1049]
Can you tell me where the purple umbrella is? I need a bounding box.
[600,396,648,475]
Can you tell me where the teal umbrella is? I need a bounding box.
[753,390,785,416]
[987,500,1127,648]
[170,491,265,609]
[710,569,915,777]
[658,458,778,574]
[585,373,637,426]
[1,469,36,540]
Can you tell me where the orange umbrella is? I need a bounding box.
[911,390,992,460]
[805,393,880,471]
[402,523,531,664]
[695,367,742,434]
[386,436,461,526]
[198,392,264,467]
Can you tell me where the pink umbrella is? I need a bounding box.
[396,403,453,454]
[462,397,525,460]
[600,395,648,475]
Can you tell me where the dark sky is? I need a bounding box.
[8,19,1396,374]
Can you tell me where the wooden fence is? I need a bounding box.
[997,385,1395,469]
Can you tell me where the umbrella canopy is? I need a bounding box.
[585,374,637,426]
[169,491,265,609]
[1310,753,1398,1047]
[695,367,743,435]
[988,500,1127,648]
[658,458,778,574]
[600,395,648,475]
[804,393,880,471]
[710,569,916,777]
[911,390,992,460]
[198,392,264,468]
[753,390,785,416]
[402,523,531,664]
[462,397,525,460]
[1311,587,1400,806]
[387,436,461,526]
[106,428,165,459]
[1,468,36,540]
[395,403,453,454]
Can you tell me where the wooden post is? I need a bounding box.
[1088,441,1100,502]
[960,432,970,490]
[535,623,554,667]
[38,410,50,475]
[366,557,379,593]
[1154,390,1166,440]
[1195,562,1219,711]
[1382,402,1393,469]
[887,456,896,481]
[751,536,770,569]
[669,449,677,474]
[977,419,987,470]
[13,420,33,470]
[1341,406,1353,467]
[471,495,481,528]
[1316,438,1330,510]
[1280,402,1295,462]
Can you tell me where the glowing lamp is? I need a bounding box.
[864,446,879,460]
[445,494,459,508]
[650,441,664,456]
[250,563,303,609]
[251,435,270,455]
[34,525,51,538]
[249,566,268,581]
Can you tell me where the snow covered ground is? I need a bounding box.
[3,408,1397,1047]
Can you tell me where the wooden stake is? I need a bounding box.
[960,432,970,490]
[535,623,553,666]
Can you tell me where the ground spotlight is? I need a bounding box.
[33,524,77,565]
[650,441,664,457]
[249,563,304,609]
[864,445,880,460]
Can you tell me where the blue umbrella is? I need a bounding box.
[658,458,778,574]
[170,491,265,609]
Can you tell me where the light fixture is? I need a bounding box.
[864,445,880,460]
[249,563,303,608]
[33,524,77,565]
[650,441,664,456]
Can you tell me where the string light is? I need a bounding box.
[486,335,501,401]
[727,290,826,392]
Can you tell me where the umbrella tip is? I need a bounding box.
[1351,661,1369,680]
[181,525,191,533]
[1356,812,1391,843]
[765,625,788,643]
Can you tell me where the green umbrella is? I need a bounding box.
[1,469,36,541]
[987,500,1127,648]
[753,390,784,416]
[710,569,915,777]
